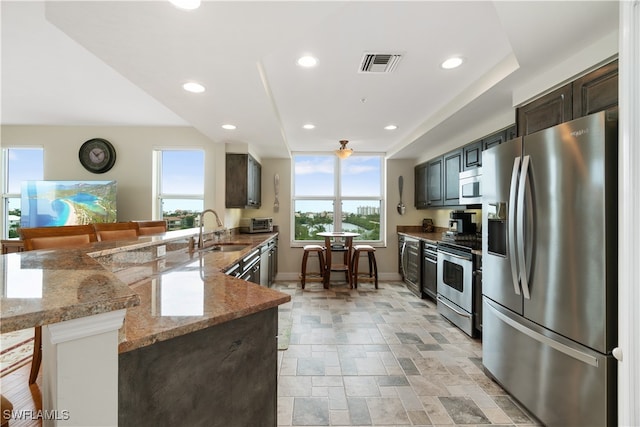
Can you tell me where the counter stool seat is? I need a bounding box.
[300,245,327,289]
[350,245,378,289]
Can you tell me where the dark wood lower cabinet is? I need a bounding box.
[119,309,277,427]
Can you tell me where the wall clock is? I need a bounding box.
[79,138,116,173]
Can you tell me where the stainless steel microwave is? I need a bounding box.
[459,168,482,205]
[239,217,273,234]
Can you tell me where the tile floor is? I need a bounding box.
[274,280,540,427]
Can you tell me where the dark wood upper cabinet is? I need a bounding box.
[225,153,262,209]
[426,157,443,207]
[443,149,462,205]
[573,59,618,118]
[505,125,517,141]
[463,141,482,170]
[516,60,618,136]
[482,130,508,151]
[516,83,573,136]
[414,162,428,209]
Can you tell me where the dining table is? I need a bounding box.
[316,231,360,287]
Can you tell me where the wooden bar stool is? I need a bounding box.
[350,245,378,289]
[300,245,327,289]
[19,225,98,384]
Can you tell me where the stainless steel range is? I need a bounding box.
[436,237,481,337]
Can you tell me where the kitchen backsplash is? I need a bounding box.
[419,208,482,231]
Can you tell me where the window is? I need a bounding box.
[1,148,44,239]
[155,149,204,230]
[293,154,384,244]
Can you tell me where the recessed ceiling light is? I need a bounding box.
[221,124,236,130]
[303,124,315,130]
[297,55,318,68]
[169,0,201,10]
[183,82,205,93]
[384,125,398,130]
[441,57,464,69]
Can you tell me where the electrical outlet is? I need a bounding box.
[157,245,166,257]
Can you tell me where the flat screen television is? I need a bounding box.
[20,180,117,227]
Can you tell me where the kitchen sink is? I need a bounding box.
[199,243,249,253]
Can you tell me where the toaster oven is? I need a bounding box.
[239,217,273,234]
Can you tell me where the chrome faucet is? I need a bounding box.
[198,209,224,249]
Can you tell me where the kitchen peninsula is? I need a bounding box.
[0,229,290,427]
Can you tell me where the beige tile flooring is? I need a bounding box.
[274,280,540,427]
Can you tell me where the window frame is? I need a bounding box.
[291,152,386,247]
[1,147,44,239]
[153,148,205,228]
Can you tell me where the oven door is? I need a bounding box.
[437,249,475,336]
[437,250,473,312]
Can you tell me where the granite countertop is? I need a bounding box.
[0,248,140,334]
[109,232,291,353]
[0,229,291,353]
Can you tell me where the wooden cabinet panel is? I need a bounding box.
[573,60,618,118]
[414,162,428,209]
[225,153,262,209]
[426,157,443,207]
[463,141,482,170]
[247,155,262,207]
[443,149,462,205]
[482,131,507,151]
[505,125,517,141]
[516,83,572,136]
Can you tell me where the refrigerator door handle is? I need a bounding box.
[508,157,521,295]
[517,155,531,299]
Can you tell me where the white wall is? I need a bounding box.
[1,125,224,224]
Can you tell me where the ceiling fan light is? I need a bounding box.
[335,140,353,159]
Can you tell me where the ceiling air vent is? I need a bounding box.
[359,53,402,73]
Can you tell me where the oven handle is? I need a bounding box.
[438,250,472,262]
[437,296,472,319]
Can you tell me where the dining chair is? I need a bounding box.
[18,224,98,384]
[133,220,167,236]
[93,222,139,241]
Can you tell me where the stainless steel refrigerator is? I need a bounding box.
[482,110,618,426]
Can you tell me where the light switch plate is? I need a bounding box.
[157,245,166,257]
